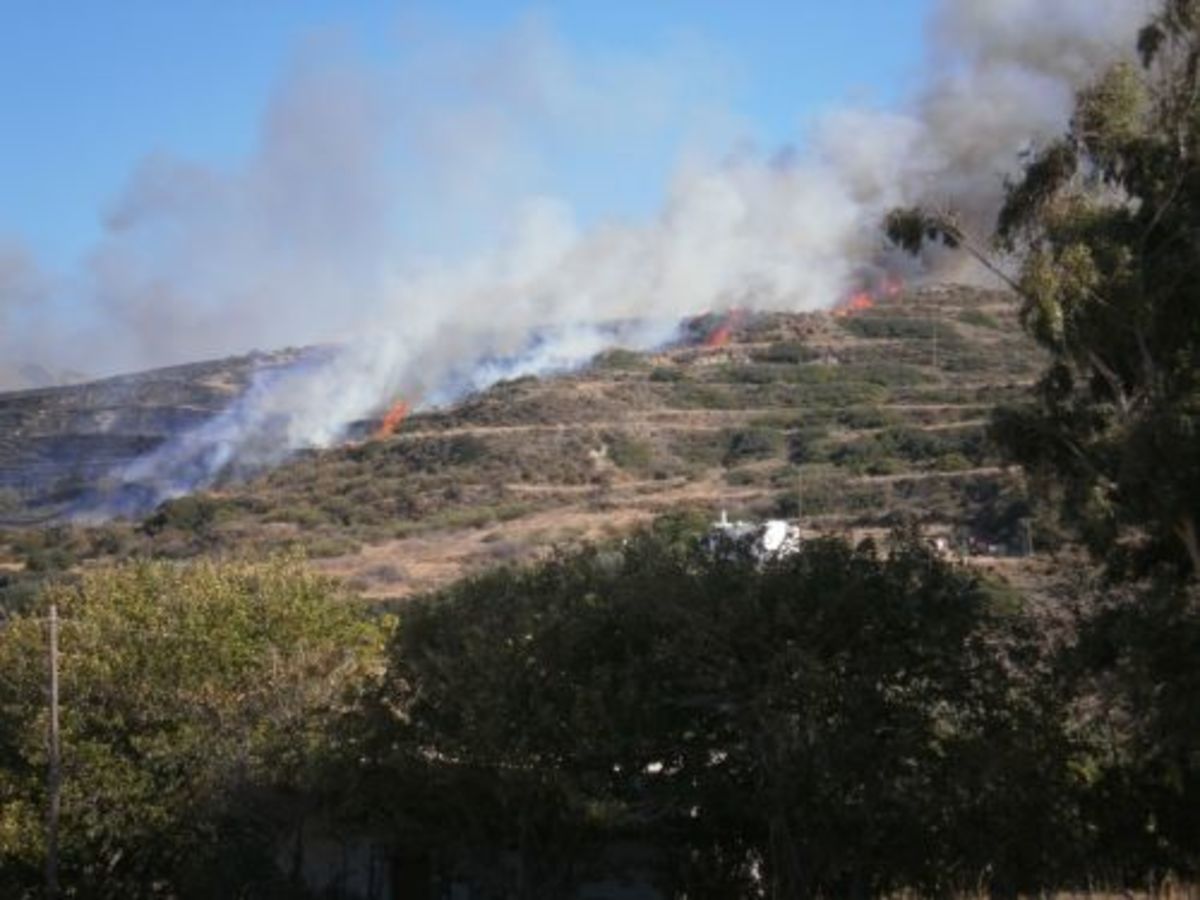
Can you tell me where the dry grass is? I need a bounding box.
[0,285,1055,603]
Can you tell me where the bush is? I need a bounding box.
[836,405,898,430]
[723,428,782,465]
[751,341,820,364]
[142,494,221,536]
[841,315,965,350]
[360,531,1071,897]
[593,348,646,370]
[605,432,654,472]
[787,426,831,464]
[958,308,1001,329]
[0,556,386,896]
[649,366,683,382]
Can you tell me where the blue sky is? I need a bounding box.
[0,1,932,270]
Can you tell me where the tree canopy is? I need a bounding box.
[0,555,388,898]
[344,528,1079,898]
[888,0,1200,581]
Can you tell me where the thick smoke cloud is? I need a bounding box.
[0,2,1157,506]
[0,238,76,389]
[87,46,394,373]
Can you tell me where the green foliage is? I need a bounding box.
[786,425,831,464]
[593,348,647,371]
[890,4,1200,580]
[0,555,387,897]
[750,340,820,364]
[836,405,899,430]
[605,432,654,472]
[884,206,962,255]
[142,494,221,536]
[722,427,781,465]
[351,530,1073,897]
[1068,580,1200,876]
[380,434,489,471]
[831,426,989,474]
[958,308,1001,329]
[880,10,1200,886]
[841,316,964,350]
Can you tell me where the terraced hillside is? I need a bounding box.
[4,285,1041,600]
[0,282,1049,604]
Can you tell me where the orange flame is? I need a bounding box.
[703,308,744,348]
[833,291,875,317]
[373,399,410,440]
[832,274,905,317]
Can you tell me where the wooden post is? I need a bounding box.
[46,602,60,898]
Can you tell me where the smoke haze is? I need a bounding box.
[0,1,1156,507]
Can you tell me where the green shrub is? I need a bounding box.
[723,428,782,466]
[142,494,222,536]
[721,364,782,385]
[593,348,646,370]
[841,316,965,349]
[751,341,819,364]
[606,433,654,472]
[0,556,385,895]
[787,426,830,464]
[670,383,735,409]
[935,452,973,472]
[836,406,898,430]
[958,308,1001,329]
[303,534,361,557]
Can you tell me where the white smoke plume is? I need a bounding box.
[0,2,1156,510]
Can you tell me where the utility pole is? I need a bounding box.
[795,470,803,522]
[46,602,60,899]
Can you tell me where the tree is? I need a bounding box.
[0,554,387,898]
[888,0,1200,581]
[888,5,1200,877]
[350,528,1074,897]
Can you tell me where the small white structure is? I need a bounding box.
[703,510,802,564]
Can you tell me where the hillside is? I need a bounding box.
[0,348,307,520]
[0,283,1048,603]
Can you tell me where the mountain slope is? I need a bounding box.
[0,349,306,520]
[0,282,1047,602]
